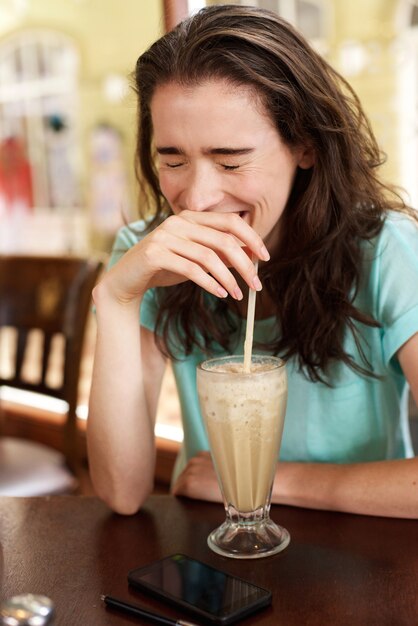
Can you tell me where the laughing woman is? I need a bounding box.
[87,5,418,517]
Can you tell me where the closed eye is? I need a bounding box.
[222,164,240,171]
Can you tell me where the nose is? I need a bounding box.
[180,165,225,212]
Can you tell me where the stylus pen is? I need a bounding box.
[101,595,199,626]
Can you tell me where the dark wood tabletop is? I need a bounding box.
[0,495,417,625]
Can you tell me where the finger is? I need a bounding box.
[170,240,246,299]
[149,233,245,299]
[179,210,270,262]
[144,244,234,299]
[171,473,222,502]
[162,217,263,291]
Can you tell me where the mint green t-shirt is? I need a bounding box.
[109,212,418,476]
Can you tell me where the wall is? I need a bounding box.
[328,0,402,187]
[0,0,164,251]
[0,0,416,255]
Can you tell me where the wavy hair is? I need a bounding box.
[132,4,414,382]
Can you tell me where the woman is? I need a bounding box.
[87,5,418,517]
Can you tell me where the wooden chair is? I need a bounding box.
[0,255,103,495]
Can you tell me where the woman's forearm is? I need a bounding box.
[87,284,156,515]
[273,457,418,518]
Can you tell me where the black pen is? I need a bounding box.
[101,595,199,626]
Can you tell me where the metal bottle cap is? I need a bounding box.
[0,594,54,626]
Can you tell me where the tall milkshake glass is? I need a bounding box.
[197,354,290,559]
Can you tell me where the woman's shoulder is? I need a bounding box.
[379,210,418,243]
[363,210,418,261]
[358,210,418,305]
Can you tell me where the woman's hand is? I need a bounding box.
[98,210,269,307]
[171,451,222,502]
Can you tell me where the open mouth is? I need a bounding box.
[239,210,251,223]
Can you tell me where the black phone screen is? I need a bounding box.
[128,554,272,624]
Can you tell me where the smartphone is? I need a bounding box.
[127,553,272,625]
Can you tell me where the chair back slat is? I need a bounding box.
[40,331,52,387]
[14,328,28,380]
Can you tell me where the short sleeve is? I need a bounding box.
[373,214,418,365]
[108,221,158,333]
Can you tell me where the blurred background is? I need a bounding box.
[1,0,417,257]
[0,0,417,492]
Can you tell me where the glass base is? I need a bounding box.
[208,516,290,559]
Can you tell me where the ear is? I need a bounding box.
[297,145,315,169]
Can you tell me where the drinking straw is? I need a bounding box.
[243,257,259,373]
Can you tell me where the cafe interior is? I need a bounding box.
[1,2,418,625]
[0,0,418,497]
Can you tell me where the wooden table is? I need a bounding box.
[0,495,416,625]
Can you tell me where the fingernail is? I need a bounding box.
[217,286,228,298]
[260,244,270,261]
[252,276,262,291]
[234,287,243,300]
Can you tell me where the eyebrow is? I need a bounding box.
[156,147,254,156]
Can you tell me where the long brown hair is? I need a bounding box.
[132,4,414,382]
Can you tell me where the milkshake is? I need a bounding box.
[197,354,290,558]
[198,357,287,512]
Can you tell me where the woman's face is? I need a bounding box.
[151,79,312,250]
